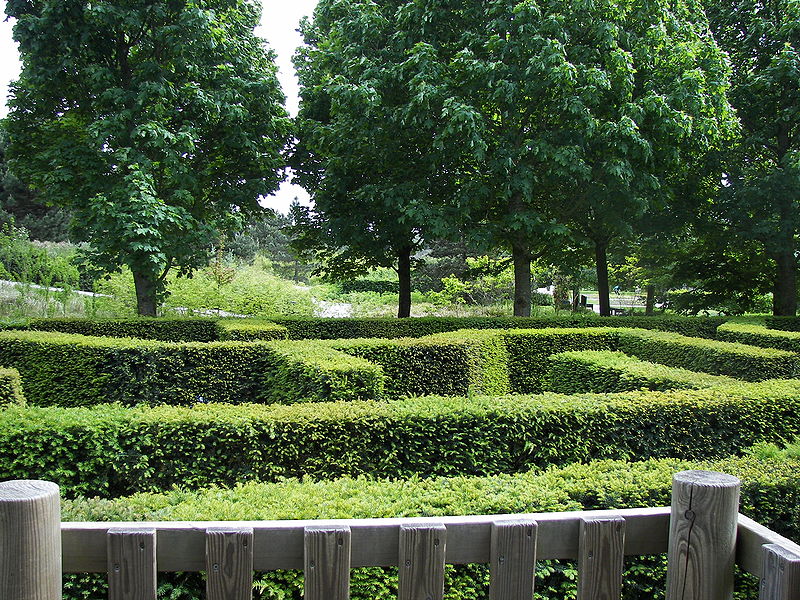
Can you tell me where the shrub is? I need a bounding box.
[4,380,800,498]
[0,366,24,406]
[544,350,740,393]
[59,454,800,600]
[340,280,399,295]
[217,319,290,341]
[616,329,799,381]
[0,331,381,407]
[26,317,221,342]
[717,320,800,353]
[332,330,511,397]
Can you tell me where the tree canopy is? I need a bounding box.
[5,0,291,315]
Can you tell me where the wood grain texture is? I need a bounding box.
[577,517,625,600]
[304,525,351,600]
[737,515,800,578]
[759,544,800,600]
[665,470,741,600]
[399,523,447,600]
[107,528,157,600]
[60,507,671,572]
[0,480,61,600]
[206,527,253,600]
[489,519,537,600]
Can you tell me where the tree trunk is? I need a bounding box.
[595,241,611,317]
[773,250,797,316]
[571,285,580,311]
[645,284,656,316]
[133,270,158,317]
[397,247,412,318]
[512,242,531,317]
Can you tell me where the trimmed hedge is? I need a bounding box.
[0,331,381,407]
[332,330,511,397]
[717,321,800,353]
[216,319,289,341]
[545,350,740,393]
[0,367,24,407]
[59,454,799,600]
[765,316,800,332]
[616,329,800,381]
[26,317,220,342]
[4,380,800,498]
[266,315,726,340]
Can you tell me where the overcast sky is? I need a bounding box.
[0,0,319,213]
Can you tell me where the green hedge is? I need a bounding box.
[216,319,289,341]
[4,380,800,498]
[717,321,800,353]
[0,331,381,407]
[545,350,740,393]
[332,330,511,397]
[616,329,800,381]
[59,454,798,600]
[0,367,24,407]
[765,316,800,332]
[266,315,726,340]
[26,317,220,342]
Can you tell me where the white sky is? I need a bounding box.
[0,0,319,214]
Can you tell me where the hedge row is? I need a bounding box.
[59,454,798,600]
[0,367,24,407]
[0,331,381,407]
[4,379,799,498]
[615,329,799,381]
[25,317,221,342]
[717,321,800,353]
[23,315,728,342]
[545,350,739,394]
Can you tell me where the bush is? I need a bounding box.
[616,329,799,381]
[217,319,290,341]
[717,320,800,353]
[4,379,800,498]
[59,454,800,600]
[0,366,24,406]
[340,280,399,295]
[332,330,511,397]
[0,331,381,407]
[26,317,221,342]
[545,350,740,394]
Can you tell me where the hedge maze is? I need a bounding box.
[2,315,799,598]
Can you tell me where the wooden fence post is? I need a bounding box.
[666,470,741,600]
[0,480,62,600]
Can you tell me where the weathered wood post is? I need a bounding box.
[666,470,741,600]
[0,480,62,600]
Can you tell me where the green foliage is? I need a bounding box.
[59,454,800,599]
[0,367,24,407]
[26,317,220,342]
[4,380,800,498]
[340,280,400,295]
[545,350,739,394]
[0,225,80,288]
[616,329,800,381]
[5,0,291,313]
[333,331,511,398]
[0,331,381,407]
[717,321,800,352]
[217,319,290,342]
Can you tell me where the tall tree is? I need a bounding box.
[5,0,290,315]
[292,0,464,318]
[705,0,800,315]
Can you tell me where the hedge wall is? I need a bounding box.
[59,454,798,600]
[545,350,740,394]
[0,367,24,407]
[717,321,800,353]
[216,319,289,341]
[0,331,381,407]
[25,317,220,342]
[616,329,800,381]
[267,315,726,340]
[4,380,799,498]
[332,331,511,397]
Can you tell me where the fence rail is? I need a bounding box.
[2,471,800,599]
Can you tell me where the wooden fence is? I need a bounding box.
[1,470,799,599]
